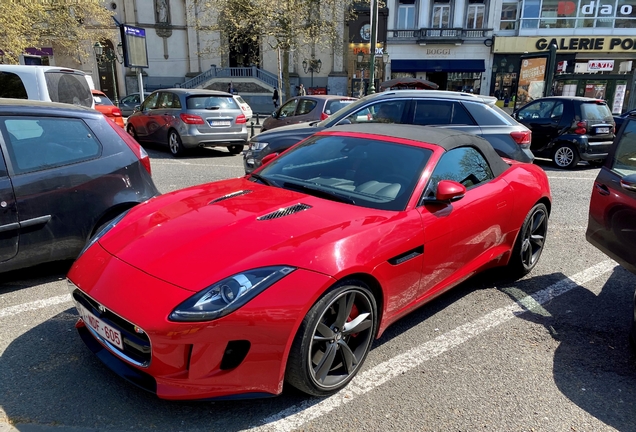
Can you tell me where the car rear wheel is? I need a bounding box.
[552,144,580,169]
[168,130,186,157]
[228,144,244,155]
[126,124,138,140]
[507,202,548,278]
[286,281,377,396]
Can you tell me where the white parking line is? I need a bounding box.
[0,294,71,319]
[249,260,616,432]
[151,160,243,168]
[545,176,596,180]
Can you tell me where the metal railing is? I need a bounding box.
[388,28,492,42]
[177,66,279,89]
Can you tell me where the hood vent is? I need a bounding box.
[257,203,312,221]
[209,190,253,204]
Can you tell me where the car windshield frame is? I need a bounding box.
[256,134,432,211]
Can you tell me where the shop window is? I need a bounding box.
[499,1,518,30]
[466,0,486,29]
[521,0,540,28]
[431,0,451,28]
[398,0,416,29]
[615,0,636,28]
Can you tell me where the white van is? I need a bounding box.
[0,65,94,108]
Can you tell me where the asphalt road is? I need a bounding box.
[1,148,635,432]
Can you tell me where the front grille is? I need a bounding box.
[209,189,253,204]
[257,203,312,220]
[73,289,151,366]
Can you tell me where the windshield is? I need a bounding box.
[257,135,432,211]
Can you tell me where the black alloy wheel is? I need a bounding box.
[286,281,377,396]
[507,203,549,277]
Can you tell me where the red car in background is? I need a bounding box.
[92,89,125,128]
[68,124,551,400]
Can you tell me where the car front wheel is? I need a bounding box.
[168,130,185,157]
[552,144,580,169]
[286,281,377,396]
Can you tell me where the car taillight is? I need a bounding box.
[574,121,587,134]
[320,112,329,120]
[236,114,247,124]
[179,113,204,124]
[112,107,123,117]
[107,120,152,175]
[510,130,531,145]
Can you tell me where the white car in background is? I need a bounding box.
[233,95,253,120]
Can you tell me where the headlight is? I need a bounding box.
[78,209,131,258]
[249,141,269,151]
[169,266,295,322]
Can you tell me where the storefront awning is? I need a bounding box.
[392,59,485,73]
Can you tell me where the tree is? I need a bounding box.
[0,1,114,64]
[196,0,360,100]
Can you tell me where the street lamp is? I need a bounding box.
[357,51,365,96]
[93,41,123,104]
[302,54,322,89]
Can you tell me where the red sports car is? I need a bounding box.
[67,124,551,400]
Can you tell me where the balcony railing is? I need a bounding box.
[388,28,493,43]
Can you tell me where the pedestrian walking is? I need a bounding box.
[273,88,279,109]
[227,82,234,94]
[298,83,306,96]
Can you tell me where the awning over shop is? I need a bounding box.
[392,59,485,73]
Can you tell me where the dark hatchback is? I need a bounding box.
[0,99,159,274]
[513,96,615,169]
[586,111,636,348]
[245,90,533,173]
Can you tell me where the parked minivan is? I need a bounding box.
[0,65,94,109]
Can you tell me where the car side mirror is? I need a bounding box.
[339,118,352,125]
[435,180,466,202]
[620,173,636,192]
[272,110,278,118]
[133,105,141,113]
[261,153,279,166]
[512,112,518,119]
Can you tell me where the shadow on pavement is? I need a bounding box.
[500,266,636,431]
[0,261,73,295]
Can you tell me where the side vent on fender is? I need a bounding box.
[209,190,253,204]
[257,203,312,221]
[388,246,424,265]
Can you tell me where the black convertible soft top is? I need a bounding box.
[323,124,511,178]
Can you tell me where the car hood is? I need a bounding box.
[98,177,394,291]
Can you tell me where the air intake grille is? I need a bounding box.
[257,203,312,220]
[209,190,253,204]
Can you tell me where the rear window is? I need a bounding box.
[235,96,246,104]
[93,94,113,106]
[0,72,28,99]
[44,71,92,108]
[186,96,238,110]
[581,102,613,121]
[463,101,515,126]
[325,99,355,115]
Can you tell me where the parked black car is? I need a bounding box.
[513,96,615,169]
[614,108,636,131]
[586,110,636,348]
[244,90,533,174]
[0,99,159,274]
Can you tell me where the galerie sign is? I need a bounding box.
[495,36,636,53]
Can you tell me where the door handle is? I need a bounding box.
[594,183,610,196]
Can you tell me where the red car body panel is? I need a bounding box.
[92,90,125,128]
[67,127,551,400]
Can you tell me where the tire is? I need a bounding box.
[588,159,605,168]
[552,144,580,169]
[506,203,549,278]
[126,124,138,141]
[228,144,244,155]
[285,281,377,396]
[168,130,186,157]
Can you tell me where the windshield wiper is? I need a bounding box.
[250,173,276,186]
[283,181,355,204]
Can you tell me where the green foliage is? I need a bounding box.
[0,0,115,64]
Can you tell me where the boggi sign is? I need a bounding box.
[535,37,636,51]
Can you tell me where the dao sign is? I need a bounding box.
[579,1,633,16]
[588,60,615,71]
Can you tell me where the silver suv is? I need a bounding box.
[244,90,533,173]
[126,88,248,156]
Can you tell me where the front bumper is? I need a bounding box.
[68,242,334,400]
